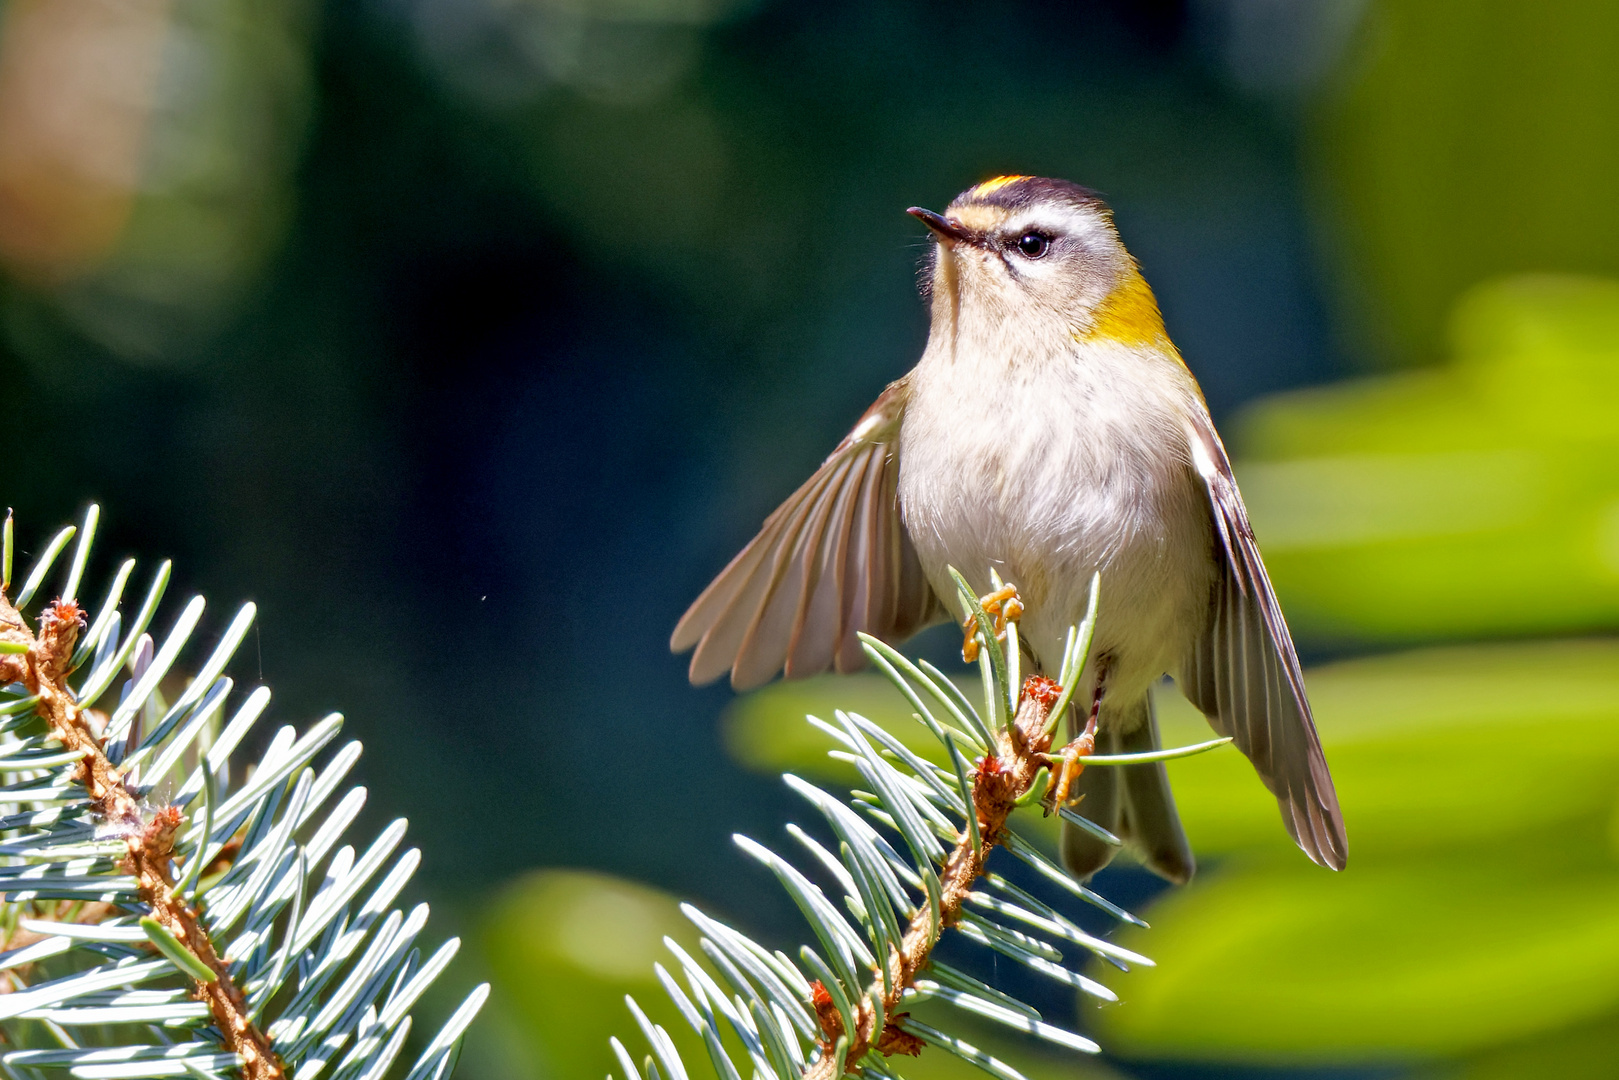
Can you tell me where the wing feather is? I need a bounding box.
[783,456,858,677]
[674,378,946,690]
[1182,414,1347,870]
[685,497,808,684]
[837,447,882,673]
[730,462,843,688]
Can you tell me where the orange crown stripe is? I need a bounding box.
[970,175,1031,197]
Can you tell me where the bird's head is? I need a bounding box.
[910,176,1168,353]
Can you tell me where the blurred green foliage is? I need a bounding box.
[476,869,713,1080]
[1154,637,1619,861]
[1236,274,1619,644]
[1428,1016,1619,1080]
[1096,640,1619,1062]
[1095,857,1619,1062]
[1314,0,1619,364]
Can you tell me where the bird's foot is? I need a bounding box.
[1043,677,1104,812]
[961,583,1024,662]
[1043,710,1098,812]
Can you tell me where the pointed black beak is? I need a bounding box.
[908,206,971,244]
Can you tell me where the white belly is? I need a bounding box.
[897,341,1216,718]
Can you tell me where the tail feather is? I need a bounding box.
[1059,695,1196,885]
[1059,742,1119,881]
[1117,712,1195,885]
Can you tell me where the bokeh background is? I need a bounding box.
[3,0,1619,1077]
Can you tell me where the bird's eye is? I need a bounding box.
[1015,232,1051,259]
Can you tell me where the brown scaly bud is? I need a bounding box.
[119,804,183,877]
[972,754,1020,838]
[141,805,183,859]
[809,981,844,1041]
[875,1015,925,1058]
[1009,675,1059,758]
[1021,676,1061,712]
[36,599,85,682]
[974,754,1005,785]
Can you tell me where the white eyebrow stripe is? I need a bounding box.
[995,204,1108,243]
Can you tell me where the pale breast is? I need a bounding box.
[897,340,1216,706]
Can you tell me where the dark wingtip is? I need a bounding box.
[1279,793,1347,871]
[1322,829,1348,871]
[1313,842,1348,872]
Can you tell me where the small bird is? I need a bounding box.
[671,176,1345,883]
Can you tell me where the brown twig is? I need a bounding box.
[802,675,1075,1080]
[0,593,284,1080]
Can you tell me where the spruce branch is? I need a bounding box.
[0,507,487,1080]
[0,591,281,1080]
[801,676,1063,1080]
[613,570,1233,1080]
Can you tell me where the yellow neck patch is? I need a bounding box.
[1076,269,1177,353]
[970,175,1031,198]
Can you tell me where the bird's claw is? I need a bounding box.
[961,583,1024,662]
[1044,710,1097,813]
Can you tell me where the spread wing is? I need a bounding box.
[1180,412,1347,870]
[672,379,946,691]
